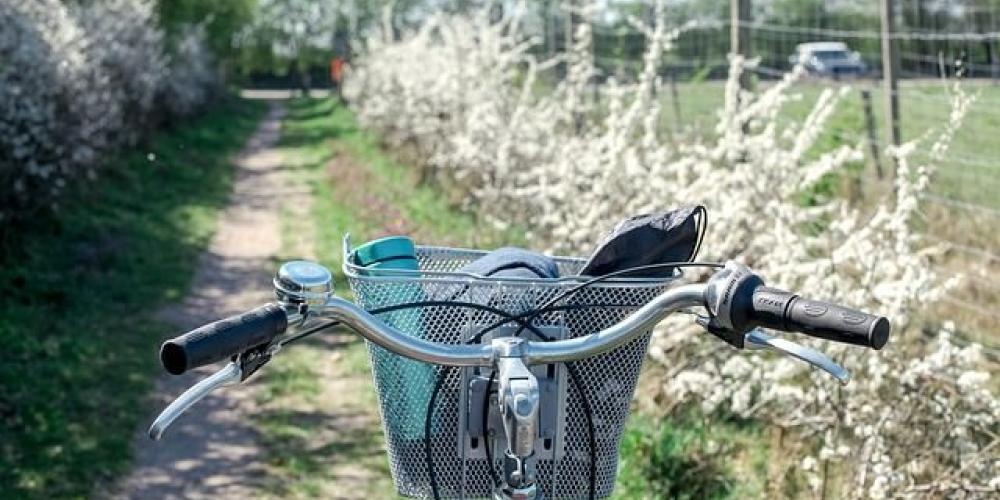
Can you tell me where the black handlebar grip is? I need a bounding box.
[159,303,288,375]
[751,287,890,350]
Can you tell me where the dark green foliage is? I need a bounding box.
[614,409,773,499]
[615,414,735,499]
[0,98,267,499]
[157,0,255,63]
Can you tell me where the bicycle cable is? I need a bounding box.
[519,260,723,328]
[271,298,581,499]
[278,301,635,498]
[279,301,647,348]
[279,300,577,348]
[276,259,725,498]
[427,304,603,500]
[280,259,724,349]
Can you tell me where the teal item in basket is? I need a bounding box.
[353,235,420,270]
[352,236,435,440]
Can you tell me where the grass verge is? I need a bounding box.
[612,407,773,500]
[255,337,391,499]
[0,98,267,499]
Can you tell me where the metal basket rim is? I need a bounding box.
[341,233,680,288]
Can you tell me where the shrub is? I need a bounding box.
[162,23,220,118]
[617,414,736,499]
[0,0,218,224]
[0,0,116,219]
[72,0,168,143]
[344,1,999,496]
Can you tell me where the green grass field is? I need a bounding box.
[0,98,267,499]
[660,78,1000,210]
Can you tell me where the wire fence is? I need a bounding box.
[535,0,1000,339]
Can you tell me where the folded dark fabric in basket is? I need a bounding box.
[564,207,706,445]
[426,247,559,344]
[579,206,705,278]
[460,246,560,280]
[570,207,705,337]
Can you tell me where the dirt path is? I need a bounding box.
[109,101,294,499]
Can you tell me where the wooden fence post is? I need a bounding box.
[670,71,682,131]
[731,0,753,92]
[880,0,901,177]
[861,88,885,180]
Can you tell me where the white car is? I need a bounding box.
[789,42,868,78]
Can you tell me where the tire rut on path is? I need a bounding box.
[108,101,293,499]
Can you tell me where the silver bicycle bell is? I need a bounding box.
[274,260,334,306]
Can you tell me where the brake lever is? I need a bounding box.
[147,361,242,440]
[744,329,850,384]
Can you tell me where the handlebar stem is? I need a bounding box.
[495,340,540,489]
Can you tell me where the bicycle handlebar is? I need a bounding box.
[156,261,891,374]
[750,287,890,349]
[149,261,892,445]
[315,285,707,366]
[704,262,890,350]
[160,303,287,375]
[149,257,893,500]
[319,297,494,366]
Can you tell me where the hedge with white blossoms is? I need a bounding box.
[345,2,998,497]
[0,0,218,222]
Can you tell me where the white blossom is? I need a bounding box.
[0,0,217,221]
[344,1,999,496]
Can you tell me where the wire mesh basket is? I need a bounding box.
[342,235,675,499]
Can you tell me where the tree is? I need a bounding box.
[240,0,340,93]
[157,0,255,68]
[234,0,437,90]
